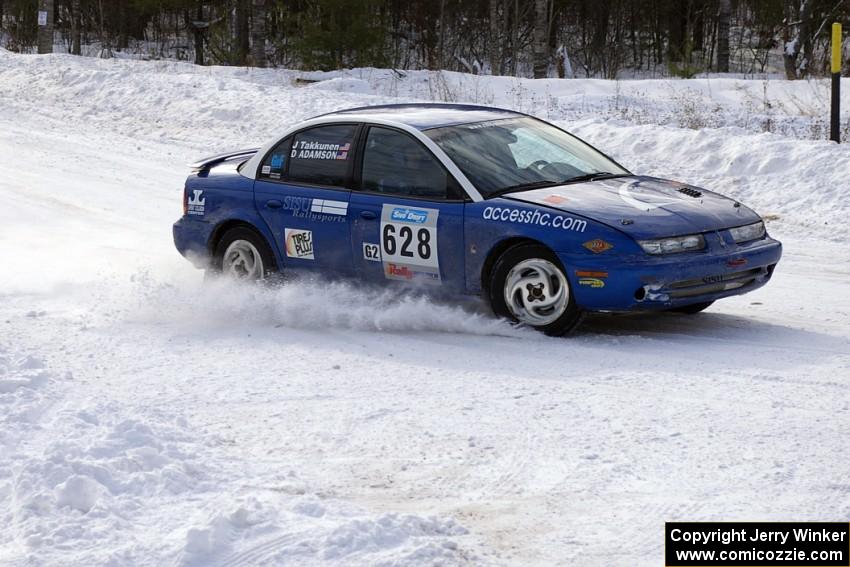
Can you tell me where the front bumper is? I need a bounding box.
[560,233,782,311]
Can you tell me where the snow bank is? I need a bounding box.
[569,118,850,235]
[1,49,846,238]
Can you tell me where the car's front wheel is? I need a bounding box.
[211,226,277,282]
[489,243,584,336]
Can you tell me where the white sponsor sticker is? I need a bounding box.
[284,228,314,259]
[187,189,205,216]
[380,204,440,282]
[363,243,381,262]
[481,205,586,232]
[261,165,271,175]
[290,140,351,160]
[311,199,348,216]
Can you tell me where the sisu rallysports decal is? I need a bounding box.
[281,196,348,223]
[284,228,314,259]
[380,204,440,282]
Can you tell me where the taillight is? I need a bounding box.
[182,187,188,216]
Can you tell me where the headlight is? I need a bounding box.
[638,234,705,255]
[728,221,765,243]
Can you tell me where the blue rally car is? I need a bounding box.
[173,103,782,335]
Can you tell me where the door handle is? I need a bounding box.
[266,199,282,209]
[359,210,377,220]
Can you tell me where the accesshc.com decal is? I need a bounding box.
[482,206,587,232]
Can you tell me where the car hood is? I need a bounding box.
[504,175,761,239]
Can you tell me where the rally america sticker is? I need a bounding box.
[284,228,314,259]
[380,204,440,282]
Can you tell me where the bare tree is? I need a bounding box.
[70,0,81,55]
[783,0,814,79]
[191,1,206,66]
[235,0,249,65]
[488,0,500,75]
[251,0,266,68]
[717,0,731,72]
[532,0,548,78]
[37,0,54,54]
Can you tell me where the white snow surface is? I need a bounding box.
[1,51,849,566]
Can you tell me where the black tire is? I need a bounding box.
[488,243,584,336]
[210,226,278,281]
[668,301,714,314]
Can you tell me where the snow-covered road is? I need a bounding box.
[1,52,849,566]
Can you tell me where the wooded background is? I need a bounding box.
[1,0,847,79]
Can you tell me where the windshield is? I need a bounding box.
[425,117,629,197]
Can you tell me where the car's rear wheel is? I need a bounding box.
[211,227,277,282]
[488,243,584,336]
[668,301,714,314]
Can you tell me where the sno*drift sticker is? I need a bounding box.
[284,228,314,259]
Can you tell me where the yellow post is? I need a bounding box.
[831,23,842,142]
[833,23,842,74]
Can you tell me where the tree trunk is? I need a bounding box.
[667,1,687,62]
[591,1,610,77]
[437,0,445,70]
[193,2,205,66]
[783,0,813,79]
[717,0,731,72]
[510,0,518,75]
[71,0,81,55]
[235,0,249,65]
[488,0,500,75]
[532,0,548,78]
[250,0,266,67]
[37,0,54,54]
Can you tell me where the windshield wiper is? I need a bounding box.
[486,180,563,198]
[562,172,628,183]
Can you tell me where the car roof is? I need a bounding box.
[313,103,525,130]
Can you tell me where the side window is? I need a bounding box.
[259,137,292,180]
[287,124,357,187]
[361,127,456,199]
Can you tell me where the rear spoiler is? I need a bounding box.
[188,148,259,171]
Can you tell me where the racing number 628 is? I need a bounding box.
[383,224,431,260]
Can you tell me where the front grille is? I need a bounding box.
[666,268,766,299]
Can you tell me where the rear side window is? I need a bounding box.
[287,124,357,187]
[360,127,453,199]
